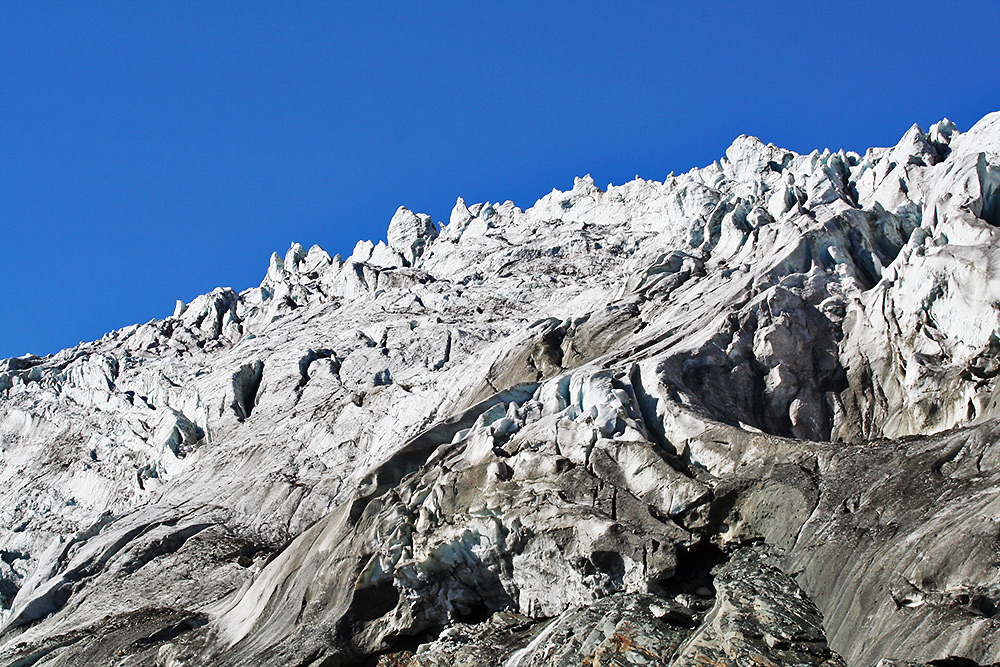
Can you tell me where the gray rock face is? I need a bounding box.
[5,112,1000,666]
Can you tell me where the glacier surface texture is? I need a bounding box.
[5,113,1000,666]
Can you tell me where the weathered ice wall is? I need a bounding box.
[4,112,1000,667]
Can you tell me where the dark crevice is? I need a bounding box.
[652,539,728,598]
[1,549,27,564]
[232,361,264,421]
[228,541,261,568]
[134,611,208,645]
[584,550,625,589]
[455,599,493,624]
[346,580,400,629]
[627,364,694,478]
[296,349,337,390]
[357,625,445,667]
[431,331,452,371]
[970,594,999,618]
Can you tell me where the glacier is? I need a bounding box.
[3,113,1000,665]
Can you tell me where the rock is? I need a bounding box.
[673,548,844,667]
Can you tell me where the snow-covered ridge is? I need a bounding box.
[3,111,1000,666]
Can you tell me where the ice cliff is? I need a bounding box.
[4,112,1000,666]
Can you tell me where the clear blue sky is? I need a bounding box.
[2,2,998,359]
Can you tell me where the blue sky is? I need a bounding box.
[2,2,999,359]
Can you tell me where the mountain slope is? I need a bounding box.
[3,112,1000,666]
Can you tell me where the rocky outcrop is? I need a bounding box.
[4,112,1000,666]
